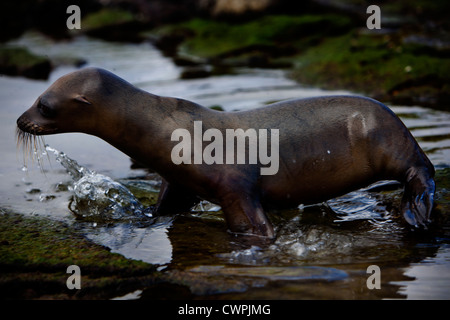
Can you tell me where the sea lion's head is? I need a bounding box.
[16,68,103,137]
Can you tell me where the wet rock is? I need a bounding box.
[218,52,293,69]
[139,282,193,299]
[209,105,224,111]
[126,0,202,26]
[84,21,149,43]
[388,74,450,111]
[180,66,212,79]
[80,8,149,43]
[26,188,41,194]
[173,55,203,67]
[0,2,33,42]
[0,211,159,299]
[402,35,450,58]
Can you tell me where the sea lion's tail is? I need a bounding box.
[401,166,435,228]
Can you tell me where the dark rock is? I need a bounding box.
[0,47,52,80]
[150,29,195,56]
[84,21,149,43]
[180,66,212,79]
[173,56,203,67]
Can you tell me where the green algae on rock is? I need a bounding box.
[0,210,159,299]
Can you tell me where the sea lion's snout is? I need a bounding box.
[17,114,39,134]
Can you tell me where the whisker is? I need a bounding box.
[16,127,30,168]
[16,127,49,173]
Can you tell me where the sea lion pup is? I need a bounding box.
[17,67,435,238]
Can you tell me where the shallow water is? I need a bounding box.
[1,32,450,299]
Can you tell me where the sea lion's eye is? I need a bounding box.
[38,101,56,118]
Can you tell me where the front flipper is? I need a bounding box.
[154,179,200,215]
[220,191,275,239]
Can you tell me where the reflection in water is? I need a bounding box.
[83,217,174,266]
[391,245,450,299]
[392,106,450,168]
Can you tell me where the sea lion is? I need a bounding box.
[17,67,435,238]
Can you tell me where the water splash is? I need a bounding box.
[45,145,152,221]
[219,184,404,265]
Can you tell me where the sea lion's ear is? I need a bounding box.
[74,95,92,105]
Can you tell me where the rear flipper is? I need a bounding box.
[401,167,436,228]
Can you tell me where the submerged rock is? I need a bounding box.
[180,66,212,79]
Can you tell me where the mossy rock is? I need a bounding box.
[82,8,135,30]
[435,168,450,206]
[81,8,147,42]
[152,14,353,59]
[0,46,51,80]
[0,210,160,299]
[290,31,450,109]
[151,11,450,109]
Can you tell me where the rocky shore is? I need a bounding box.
[1,0,449,109]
